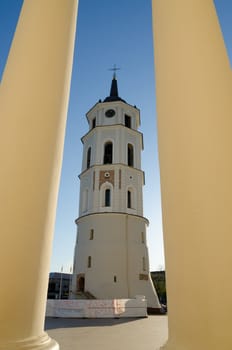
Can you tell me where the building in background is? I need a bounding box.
[47,272,72,300]
[71,73,160,311]
[150,270,166,306]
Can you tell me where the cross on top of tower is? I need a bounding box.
[108,64,120,79]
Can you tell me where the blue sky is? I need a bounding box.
[0,0,231,272]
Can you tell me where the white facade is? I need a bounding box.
[72,77,160,309]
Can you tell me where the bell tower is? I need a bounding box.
[71,73,160,309]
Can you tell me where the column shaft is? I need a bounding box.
[0,0,77,348]
[152,0,232,349]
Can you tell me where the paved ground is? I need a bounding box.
[45,315,168,350]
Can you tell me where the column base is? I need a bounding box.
[0,332,59,350]
[160,341,190,350]
[160,343,175,350]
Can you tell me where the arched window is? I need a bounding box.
[90,229,94,240]
[87,147,91,169]
[141,232,145,244]
[127,190,132,208]
[128,144,134,167]
[105,189,111,207]
[104,142,113,164]
[125,114,131,128]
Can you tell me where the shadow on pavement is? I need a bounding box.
[44,317,145,330]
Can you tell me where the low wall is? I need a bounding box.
[46,296,147,318]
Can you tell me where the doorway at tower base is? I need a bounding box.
[46,296,147,318]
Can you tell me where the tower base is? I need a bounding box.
[73,212,161,309]
[46,297,147,318]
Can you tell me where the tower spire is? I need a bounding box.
[104,65,126,103]
[109,75,118,97]
[109,64,120,97]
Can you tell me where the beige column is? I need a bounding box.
[0,1,77,349]
[152,1,232,349]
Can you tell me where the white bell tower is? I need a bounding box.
[71,73,160,310]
